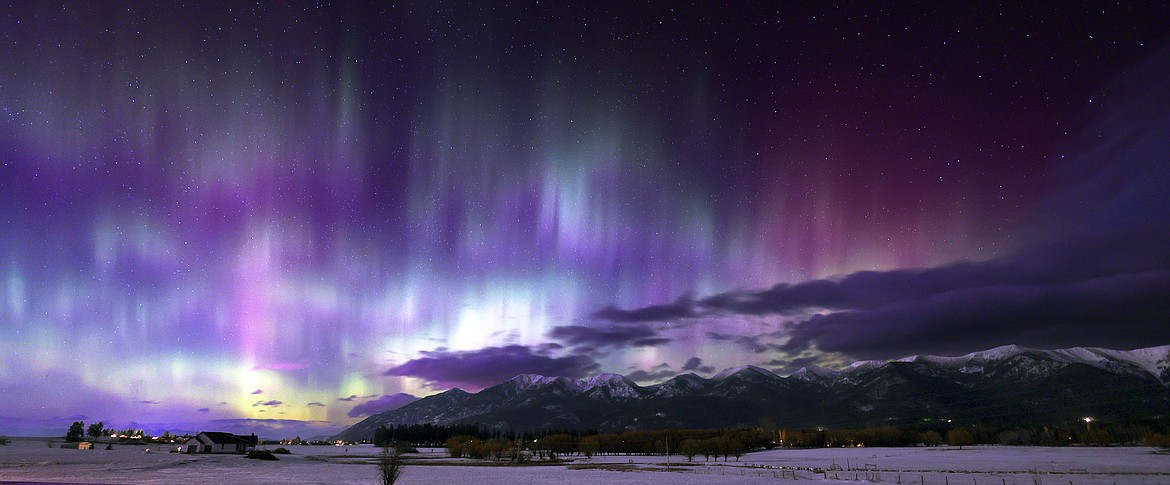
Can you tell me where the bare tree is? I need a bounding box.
[378,445,406,485]
[946,429,975,450]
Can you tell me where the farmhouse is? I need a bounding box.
[181,432,259,454]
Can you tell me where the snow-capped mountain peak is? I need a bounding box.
[897,344,1026,366]
[1044,345,1170,380]
[712,365,777,380]
[892,344,1170,381]
[578,373,642,399]
[505,374,556,393]
[647,373,709,397]
[494,372,643,395]
[1082,344,1170,379]
[841,360,886,374]
[583,373,628,386]
[791,365,840,381]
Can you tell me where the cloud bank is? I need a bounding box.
[347,393,419,418]
[386,345,600,391]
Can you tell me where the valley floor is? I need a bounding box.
[1,438,1168,484]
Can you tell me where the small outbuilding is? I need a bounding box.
[182,432,259,454]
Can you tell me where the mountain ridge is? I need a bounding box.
[335,344,1170,441]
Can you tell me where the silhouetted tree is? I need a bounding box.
[579,435,599,458]
[946,429,975,449]
[66,421,85,442]
[728,439,746,461]
[679,439,699,462]
[87,422,104,439]
[919,430,943,446]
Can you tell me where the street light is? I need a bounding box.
[1082,416,1093,437]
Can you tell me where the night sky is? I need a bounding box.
[2,2,1169,437]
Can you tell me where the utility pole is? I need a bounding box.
[666,435,670,466]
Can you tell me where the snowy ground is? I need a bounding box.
[2,438,1168,484]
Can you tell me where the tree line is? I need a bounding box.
[442,428,772,462]
[374,418,1170,455]
[373,423,606,447]
[373,423,510,447]
[64,421,182,443]
[780,421,1169,448]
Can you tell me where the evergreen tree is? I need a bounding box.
[87,421,104,439]
[66,421,85,442]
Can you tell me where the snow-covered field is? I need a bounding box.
[2,438,1168,484]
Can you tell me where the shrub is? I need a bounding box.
[246,449,279,460]
[446,435,478,458]
[272,447,292,454]
[378,446,406,485]
[1144,432,1170,448]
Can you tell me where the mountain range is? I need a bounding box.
[336,345,1170,442]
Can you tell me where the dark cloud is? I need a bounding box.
[627,367,676,382]
[706,332,776,354]
[337,395,359,402]
[346,393,419,418]
[591,294,699,323]
[596,228,1170,361]
[196,408,210,413]
[250,389,263,395]
[548,323,670,348]
[601,220,1170,361]
[386,345,600,391]
[132,400,161,405]
[781,269,1170,359]
[306,402,326,407]
[634,337,672,347]
[253,400,283,407]
[681,357,714,374]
